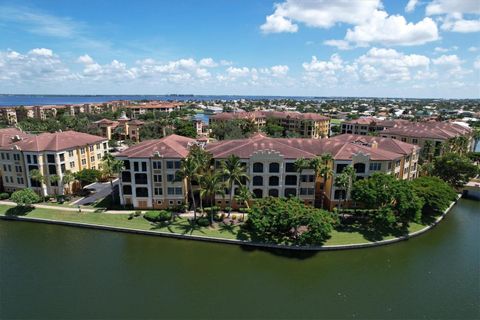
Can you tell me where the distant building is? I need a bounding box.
[0,129,108,195]
[210,111,330,138]
[126,102,183,118]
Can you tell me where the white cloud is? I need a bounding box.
[441,15,480,33]
[270,65,289,76]
[468,46,479,52]
[29,48,53,57]
[426,0,480,15]
[199,58,218,68]
[261,0,380,32]
[405,0,419,13]
[344,10,439,46]
[474,58,480,69]
[434,47,449,52]
[323,39,351,50]
[432,54,462,66]
[77,54,94,65]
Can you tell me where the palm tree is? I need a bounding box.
[29,169,46,201]
[101,154,124,203]
[221,154,249,217]
[234,185,252,220]
[318,153,333,209]
[334,165,356,214]
[294,157,309,197]
[176,156,199,221]
[49,174,60,195]
[62,170,75,195]
[199,171,225,224]
[189,146,213,213]
[422,140,434,161]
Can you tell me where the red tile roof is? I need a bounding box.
[94,118,119,126]
[381,122,471,140]
[0,128,32,147]
[0,130,107,152]
[117,134,196,158]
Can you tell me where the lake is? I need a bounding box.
[0,198,478,319]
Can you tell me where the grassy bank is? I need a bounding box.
[0,205,431,246]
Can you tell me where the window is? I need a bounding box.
[136,187,149,197]
[269,176,279,186]
[395,160,401,167]
[252,176,263,186]
[90,156,95,162]
[300,188,314,196]
[103,142,108,149]
[97,154,102,160]
[252,189,263,198]
[5,153,9,160]
[285,175,297,186]
[134,162,139,171]
[2,165,7,172]
[81,159,86,165]
[26,155,31,163]
[121,171,131,182]
[284,188,296,197]
[135,173,148,184]
[369,162,381,171]
[59,153,65,162]
[268,189,279,197]
[96,144,101,150]
[81,148,86,155]
[153,161,162,170]
[154,174,162,183]
[70,161,75,168]
[89,145,94,152]
[388,162,392,170]
[154,187,163,195]
[141,162,147,172]
[68,150,74,157]
[175,187,182,195]
[13,154,20,161]
[334,190,346,200]
[157,200,163,205]
[167,161,174,169]
[1,153,3,160]
[167,187,175,195]
[60,164,66,173]
[336,164,348,173]
[300,175,314,183]
[285,163,296,172]
[32,155,38,164]
[253,162,263,173]
[401,138,407,142]
[412,139,418,144]
[167,174,175,182]
[47,154,55,163]
[48,165,57,175]
[269,162,280,173]
[169,200,174,205]
[354,163,366,174]
[15,165,22,173]
[174,161,181,169]
[17,177,24,185]
[50,179,58,187]
[123,160,130,170]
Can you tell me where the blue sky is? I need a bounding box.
[0,0,479,98]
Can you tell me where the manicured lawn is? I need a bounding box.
[0,204,431,246]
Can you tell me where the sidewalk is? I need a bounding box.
[0,200,135,214]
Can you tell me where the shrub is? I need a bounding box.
[213,214,222,222]
[134,210,142,217]
[0,192,10,200]
[10,189,40,206]
[224,206,232,212]
[144,210,171,222]
[196,217,210,227]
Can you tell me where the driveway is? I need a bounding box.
[73,179,119,206]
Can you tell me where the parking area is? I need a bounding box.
[73,179,119,206]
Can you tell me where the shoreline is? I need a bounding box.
[0,196,460,251]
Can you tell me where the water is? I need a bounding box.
[0,199,478,319]
[0,94,329,107]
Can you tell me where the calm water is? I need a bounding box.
[0,199,479,319]
[0,94,329,106]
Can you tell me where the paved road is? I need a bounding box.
[73,179,119,206]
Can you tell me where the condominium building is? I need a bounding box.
[126,102,183,118]
[210,111,330,138]
[116,133,419,211]
[0,128,108,195]
[341,117,408,135]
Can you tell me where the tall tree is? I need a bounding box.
[101,154,125,203]
[49,174,60,195]
[199,171,225,224]
[221,154,249,217]
[62,170,75,195]
[29,169,46,201]
[334,165,356,213]
[234,185,253,220]
[431,153,478,188]
[294,157,310,197]
[176,156,199,221]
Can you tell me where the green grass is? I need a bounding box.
[0,204,431,246]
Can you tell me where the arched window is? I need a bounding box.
[268,189,279,197]
[135,173,148,184]
[253,162,263,173]
[284,188,296,197]
[354,163,366,173]
[252,176,263,186]
[123,185,132,195]
[285,175,297,186]
[121,171,131,182]
[253,189,263,198]
[136,187,149,197]
[269,176,279,186]
[269,162,280,173]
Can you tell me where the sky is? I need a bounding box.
[0,0,479,98]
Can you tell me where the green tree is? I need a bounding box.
[11,189,40,207]
[234,185,252,220]
[294,157,310,197]
[310,153,333,209]
[176,156,199,221]
[431,153,479,188]
[221,154,249,217]
[334,165,356,212]
[74,169,101,187]
[199,171,225,224]
[62,170,75,195]
[49,174,60,195]
[411,176,457,215]
[29,169,46,200]
[174,119,197,138]
[263,118,284,137]
[101,154,125,203]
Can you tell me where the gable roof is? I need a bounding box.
[381,122,471,140]
[117,134,196,159]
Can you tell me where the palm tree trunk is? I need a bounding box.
[227,182,233,217]
[321,176,327,209]
[189,180,196,221]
